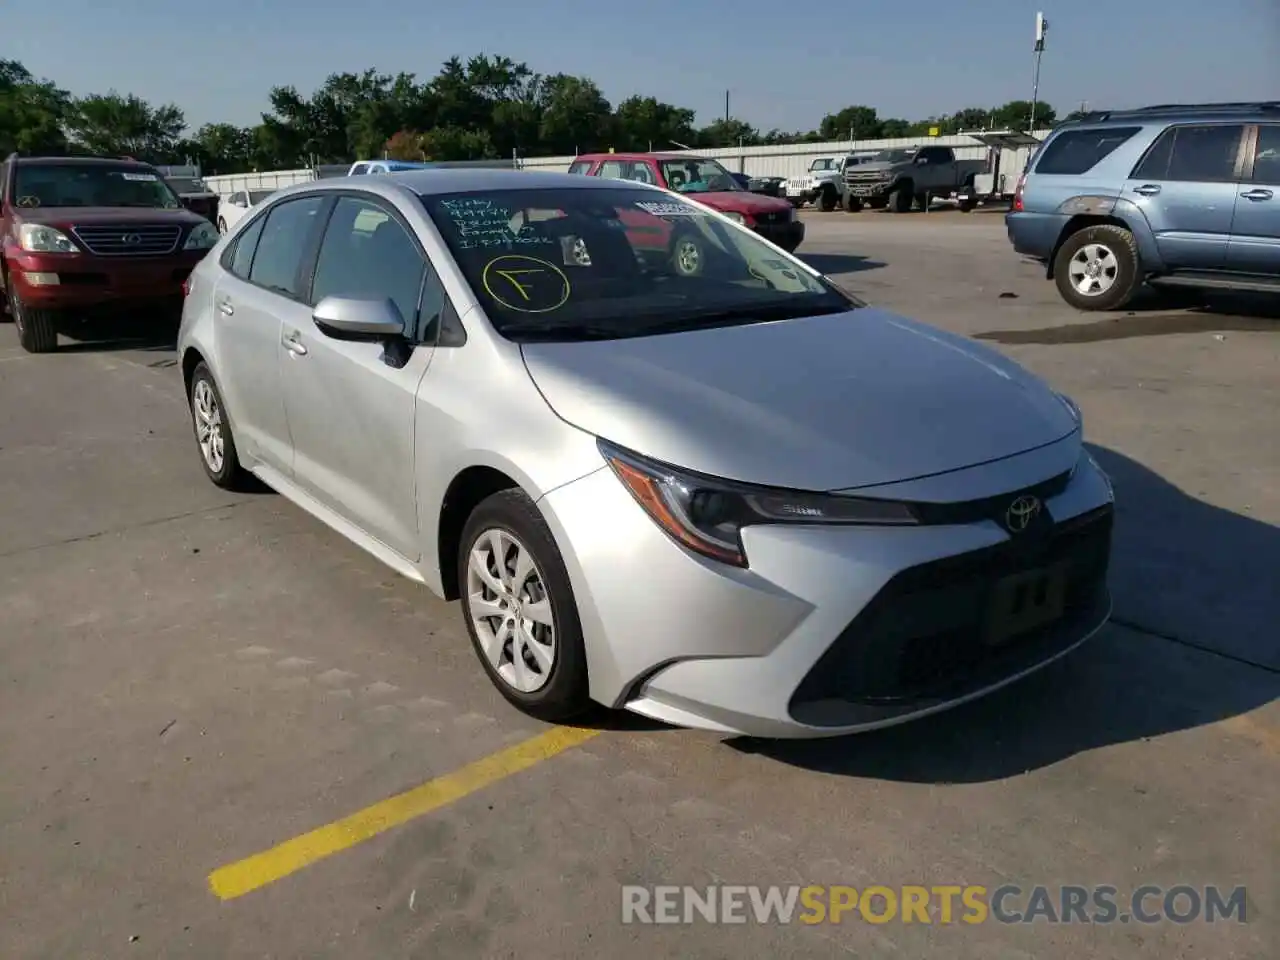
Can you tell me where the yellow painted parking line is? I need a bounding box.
[208,725,601,900]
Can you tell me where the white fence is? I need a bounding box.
[201,130,1050,199]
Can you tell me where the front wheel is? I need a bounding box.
[9,289,58,353]
[844,196,863,213]
[1053,225,1140,311]
[458,490,590,722]
[817,187,838,212]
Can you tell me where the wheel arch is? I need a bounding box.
[1047,201,1161,279]
[436,465,523,601]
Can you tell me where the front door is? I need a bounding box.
[279,195,436,561]
[1123,123,1247,270]
[1226,123,1280,276]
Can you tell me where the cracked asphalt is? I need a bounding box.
[0,209,1276,959]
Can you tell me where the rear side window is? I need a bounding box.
[1132,124,1246,183]
[567,161,591,175]
[1033,127,1142,175]
[226,215,265,279]
[247,195,326,298]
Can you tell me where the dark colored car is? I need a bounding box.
[0,155,219,352]
[568,152,804,252]
[165,175,221,224]
[1006,100,1280,310]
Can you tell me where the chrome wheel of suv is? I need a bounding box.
[1053,224,1140,312]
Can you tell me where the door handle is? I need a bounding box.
[282,330,308,356]
[1132,184,1161,196]
[1240,188,1274,201]
[216,299,234,316]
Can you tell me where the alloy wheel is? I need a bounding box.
[191,378,225,473]
[465,528,556,693]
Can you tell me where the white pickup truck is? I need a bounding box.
[784,153,879,211]
[841,145,986,213]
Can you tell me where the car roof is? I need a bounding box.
[273,168,663,199]
[575,152,708,162]
[1058,101,1280,128]
[11,156,157,168]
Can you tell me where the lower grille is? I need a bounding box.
[790,505,1113,709]
[72,224,182,256]
[753,211,790,225]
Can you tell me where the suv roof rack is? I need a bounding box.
[1074,101,1280,123]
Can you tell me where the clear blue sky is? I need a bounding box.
[7,0,1278,134]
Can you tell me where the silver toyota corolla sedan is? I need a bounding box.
[177,168,1115,739]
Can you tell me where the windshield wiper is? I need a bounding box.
[503,321,625,342]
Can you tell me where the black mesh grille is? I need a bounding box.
[790,505,1113,711]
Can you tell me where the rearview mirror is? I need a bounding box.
[312,295,406,341]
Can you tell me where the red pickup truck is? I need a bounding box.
[568,152,804,253]
[1,154,219,353]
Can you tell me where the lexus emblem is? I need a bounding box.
[1005,495,1042,533]
[121,233,142,245]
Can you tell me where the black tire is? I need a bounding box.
[670,231,705,277]
[817,186,837,212]
[217,217,228,234]
[788,198,802,209]
[188,362,252,490]
[457,489,590,722]
[887,183,913,213]
[1052,224,1140,312]
[914,192,929,211]
[9,288,58,353]
[844,195,863,213]
[958,197,977,213]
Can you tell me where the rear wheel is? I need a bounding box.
[1053,224,1140,311]
[9,289,58,353]
[844,195,863,213]
[458,489,590,722]
[188,363,252,489]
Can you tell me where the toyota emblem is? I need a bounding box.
[121,233,142,245]
[1005,495,1042,533]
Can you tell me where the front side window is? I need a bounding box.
[247,195,326,298]
[659,158,739,194]
[422,186,855,343]
[12,164,183,209]
[310,196,427,336]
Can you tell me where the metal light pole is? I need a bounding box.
[1029,12,1048,131]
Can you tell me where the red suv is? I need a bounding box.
[569,153,805,253]
[0,154,220,353]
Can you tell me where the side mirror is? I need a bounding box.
[312,295,406,341]
[914,156,928,165]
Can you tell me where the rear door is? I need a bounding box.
[1225,123,1280,275]
[1123,123,1247,270]
[212,194,327,473]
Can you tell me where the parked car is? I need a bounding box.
[747,175,787,198]
[177,169,1114,738]
[0,154,220,353]
[569,152,804,252]
[217,189,277,234]
[842,145,985,212]
[348,160,435,175]
[163,174,220,224]
[1006,101,1280,311]
[786,153,879,210]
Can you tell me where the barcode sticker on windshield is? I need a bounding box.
[121,173,158,181]
[636,201,702,217]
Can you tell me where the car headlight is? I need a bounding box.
[18,223,79,253]
[183,222,219,250]
[599,440,917,567]
[721,211,747,225]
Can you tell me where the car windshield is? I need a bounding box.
[870,149,916,163]
[659,158,739,194]
[12,164,183,209]
[809,159,835,171]
[422,186,858,343]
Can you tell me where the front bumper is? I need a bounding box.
[5,247,209,311]
[755,219,805,252]
[844,180,895,199]
[539,439,1114,739]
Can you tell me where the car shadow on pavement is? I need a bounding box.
[975,291,1279,345]
[726,444,1279,783]
[796,253,887,276]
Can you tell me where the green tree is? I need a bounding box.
[612,96,697,151]
[538,75,612,155]
[697,118,759,148]
[818,105,882,140]
[0,60,71,155]
[65,92,185,159]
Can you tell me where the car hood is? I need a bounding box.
[685,191,792,215]
[521,307,1079,491]
[14,207,206,226]
[848,161,904,175]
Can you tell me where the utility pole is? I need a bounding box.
[725,90,730,124]
[1030,12,1049,131]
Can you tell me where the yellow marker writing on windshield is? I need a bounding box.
[493,268,544,301]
